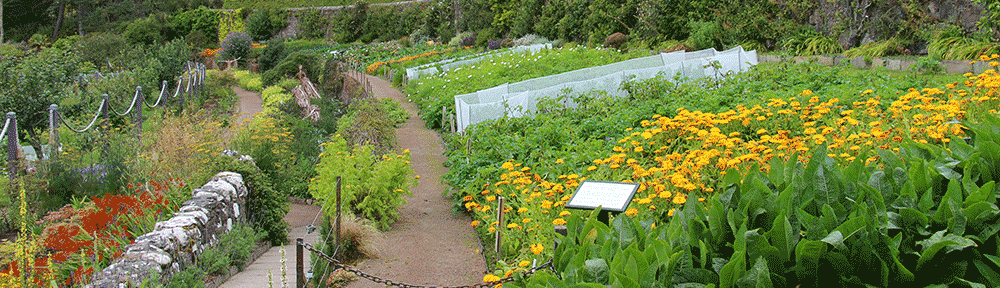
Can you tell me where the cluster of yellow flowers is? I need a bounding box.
[465,55,1000,274]
[365,48,456,73]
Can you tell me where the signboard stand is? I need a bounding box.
[564,180,640,225]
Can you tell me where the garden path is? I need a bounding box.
[340,73,487,287]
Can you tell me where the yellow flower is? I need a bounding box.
[471,220,480,227]
[799,89,813,96]
[625,207,638,216]
[555,158,564,164]
[522,218,531,223]
[507,223,519,229]
[519,260,531,267]
[530,243,544,254]
[673,195,687,205]
[483,274,501,282]
[559,211,571,217]
[517,207,528,213]
[552,218,567,225]
[587,166,597,171]
[668,208,676,216]
[502,162,514,170]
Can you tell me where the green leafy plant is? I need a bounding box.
[782,35,842,56]
[842,37,911,60]
[928,36,1000,60]
[309,135,416,231]
[247,8,287,41]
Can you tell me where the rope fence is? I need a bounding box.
[2,61,206,183]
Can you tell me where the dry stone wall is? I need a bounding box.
[85,172,249,287]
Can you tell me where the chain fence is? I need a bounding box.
[299,242,558,288]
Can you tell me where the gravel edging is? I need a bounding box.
[204,241,273,288]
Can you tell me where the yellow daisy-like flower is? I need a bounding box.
[559,211,571,217]
[483,274,501,282]
[625,207,638,216]
[507,223,519,229]
[519,260,531,267]
[587,166,597,171]
[668,208,676,217]
[502,162,514,170]
[555,158,564,164]
[673,195,687,205]
[552,218,567,225]
[530,243,544,254]
[522,218,531,224]
[471,220,480,227]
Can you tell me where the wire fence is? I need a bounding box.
[2,61,206,183]
[454,46,759,132]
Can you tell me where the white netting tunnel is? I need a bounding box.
[454,47,759,132]
[406,44,553,81]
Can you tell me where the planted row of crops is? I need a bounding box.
[402,47,1000,286]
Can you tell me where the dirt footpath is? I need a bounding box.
[342,74,487,287]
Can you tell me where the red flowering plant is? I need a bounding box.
[11,177,183,286]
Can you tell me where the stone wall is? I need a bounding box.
[86,172,249,287]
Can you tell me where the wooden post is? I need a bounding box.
[553,225,567,250]
[100,94,109,162]
[296,238,304,288]
[494,196,505,255]
[6,112,18,182]
[335,176,342,247]
[48,104,59,161]
[441,106,447,131]
[134,86,143,148]
[450,114,456,133]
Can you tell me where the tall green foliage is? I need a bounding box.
[309,135,416,231]
[0,48,83,157]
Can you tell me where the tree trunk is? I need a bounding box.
[1,0,5,43]
[52,0,65,39]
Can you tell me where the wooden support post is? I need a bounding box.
[100,94,109,162]
[494,196,505,255]
[442,106,447,131]
[296,238,304,288]
[450,114,456,133]
[335,176,342,247]
[6,112,18,183]
[48,104,59,161]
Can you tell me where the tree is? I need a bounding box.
[0,48,83,159]
[1,0,5,43]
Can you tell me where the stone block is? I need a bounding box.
[815,56,835,65]
[793,56,808,63]
[886,59,901,70]
[850,56,867,69]
[941,60,972,74]
[898,60,916,71]
[974,61,991,75]
[759,54,783,63]
[871,58,886,68]
[834,56,852,65]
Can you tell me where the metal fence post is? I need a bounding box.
[6,112,18,182]
[48,104,59,161]
[296,238,304,288]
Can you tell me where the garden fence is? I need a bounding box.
[405,43,552,81]
[453,46,759,133]
[1,62,205,182]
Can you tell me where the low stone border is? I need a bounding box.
[759,54,990,75]
[203,240,272,288]
[85,172,248,287]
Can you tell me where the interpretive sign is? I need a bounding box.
[565,180,640,212]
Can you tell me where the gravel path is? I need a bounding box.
[342,73,487,287]
[220,74,486,287]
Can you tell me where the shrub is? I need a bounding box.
[449,32,474,47]
[247,8,287,41]
[261,50,321,86]
[298,9,329,39]
[73,32,126,70]
[171,6,220,44]
[782,35,842,56]
[335,98,398,154]
[123,13,171,45]
[686,21,721,50]
[220,31,252,62]
[203,156,289,246]
[258,38,288,73]
[603,32,626,49]
[487,39,503,50]
[310,211,380,286]
[309,135,416,231]
[842,37,911,60]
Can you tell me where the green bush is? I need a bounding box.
[309,135,416,231]
[73,32,127,71]
[123,13,172,45]
[335,98,398,154]
[203,156,289,245]
[261,50,321,86]
[297,9,329,39]
[197,247,231,275]
[220,31,253,62]
[687,21,722,51]
[247,8,287,41]
[172,6,220,46]
[258,38,288,73]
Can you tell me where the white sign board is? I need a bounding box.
[565,180,639,212]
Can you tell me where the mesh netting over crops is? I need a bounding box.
[405,44,553,81]
[453,46,758,132]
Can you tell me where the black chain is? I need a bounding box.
[301,243,556,288]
